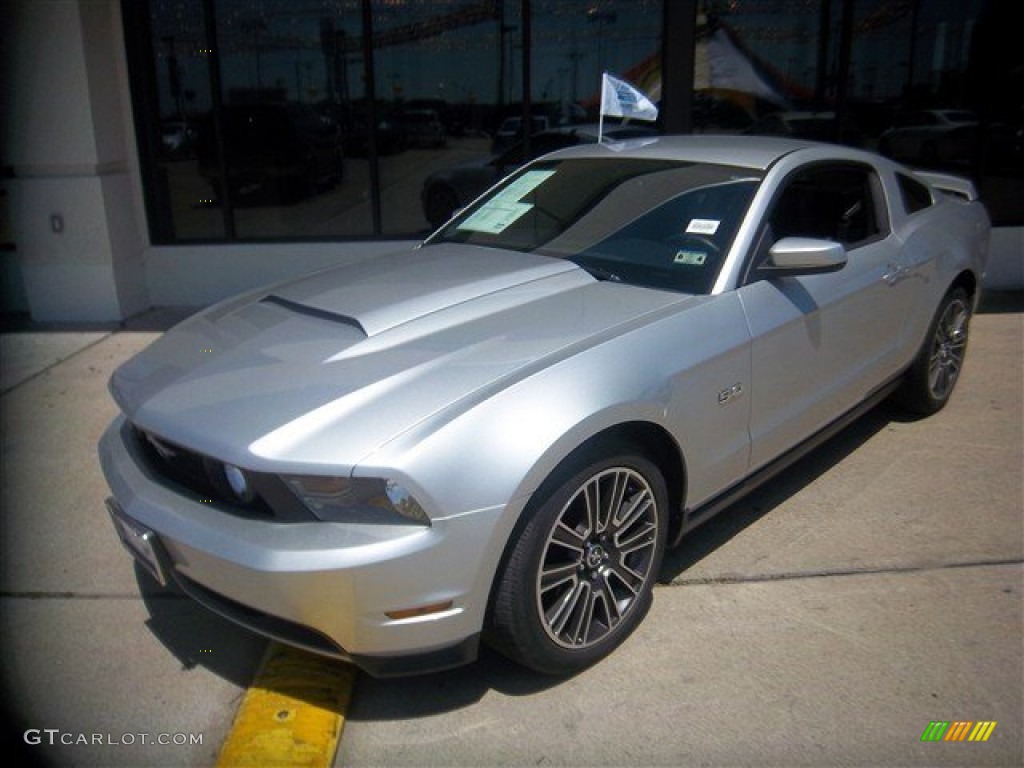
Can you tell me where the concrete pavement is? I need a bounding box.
[1,295,1021,766]
[1,308,265,767]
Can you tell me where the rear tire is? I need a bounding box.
[896,287,971,415]
[488,445,668,675]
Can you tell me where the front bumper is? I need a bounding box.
[98,417,502,676]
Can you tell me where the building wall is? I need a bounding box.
[986,228,1024,291]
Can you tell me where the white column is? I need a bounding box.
[2,0,148,322]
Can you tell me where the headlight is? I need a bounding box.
[281,475,430,526]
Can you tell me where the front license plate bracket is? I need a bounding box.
[106,500,169,587]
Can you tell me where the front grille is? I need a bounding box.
[129,424,314,522]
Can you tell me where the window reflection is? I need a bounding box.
[698,0,1022,228]
[143,0,666,241]
[373,0,664,235]
[134,1,1019,244]
[371,0,508,235]
[150,0,225,239]
[211,0,370,238]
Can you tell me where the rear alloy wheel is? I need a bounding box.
[489,448,668,675]
[898,287,971,415]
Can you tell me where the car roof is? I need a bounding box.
[540,134,853,171]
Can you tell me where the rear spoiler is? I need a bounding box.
[914,170,979,202]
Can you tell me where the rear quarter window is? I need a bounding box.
[897,173,935,214]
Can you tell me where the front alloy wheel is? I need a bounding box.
[538,467,659,649]
[489,447,668,675]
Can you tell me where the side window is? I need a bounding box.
[897,172,935,214]
[766,164,882,248]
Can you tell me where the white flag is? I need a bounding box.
[600,73,659,122]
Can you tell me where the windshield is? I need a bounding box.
[427,157,761,294]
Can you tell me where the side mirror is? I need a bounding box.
[761,237,847,277]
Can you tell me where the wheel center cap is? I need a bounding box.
[585,543,607,569]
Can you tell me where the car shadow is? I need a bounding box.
[134,562,563,718]
[659,401,894,581]
[135,564,268,688]
[977,289,1023,314]
[346,645,565,720]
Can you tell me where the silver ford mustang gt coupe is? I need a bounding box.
[100,136,989,677]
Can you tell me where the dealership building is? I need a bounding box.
[2,0,1020,322]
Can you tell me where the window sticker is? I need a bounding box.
[685,218,720,235]
[457,169,556,234]
[494,169,556,203]
[674,250,707,266]
[458,202,533,234]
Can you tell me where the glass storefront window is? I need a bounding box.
[693,2,824,135]
[146,0,226,240]
[132,0,665,243]
[371,0,507,235]
[211,0,370,239]
[127,1,1017,244]
[696,0,1022,228]
[379,0,664,235]
[532,0,662,124]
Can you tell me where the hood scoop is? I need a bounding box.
[267,244,580,338]
[260,295,368,336]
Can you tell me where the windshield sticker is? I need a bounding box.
[458,201,533,234]
[674,250,707,266]
[493,169,556,204]
[457,169,555,234]
[685,218,721,235]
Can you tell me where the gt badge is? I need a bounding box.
[718,383,743,405]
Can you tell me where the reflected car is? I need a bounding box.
[402,109,447,148]
[744,111,863,145]
[491,115,550,154]
[341,108,408,156]
[197,103,343,204]
[878,109,977,165]
[422,124,659,229]
[100,137,989,678]
[160,120,197,159]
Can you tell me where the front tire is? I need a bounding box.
[489,446,668,675]
[897,286,971,415]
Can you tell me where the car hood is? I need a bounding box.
[111,243,693,472]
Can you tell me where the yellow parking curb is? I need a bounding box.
[217,643,357,767]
